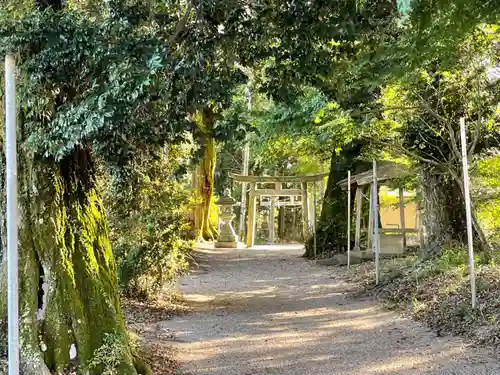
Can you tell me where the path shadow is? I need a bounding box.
[163,247,499,375]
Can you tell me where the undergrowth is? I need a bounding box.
[102,145,194,299]
[349,247,500,350]
[89,332,128,375]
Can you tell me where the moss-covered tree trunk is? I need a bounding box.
[305,141,370,258]
[0,146,146,375]
[421,169,457,257]
[421,167,489,258]
[193,107,218,241]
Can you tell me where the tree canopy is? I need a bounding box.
[2,0,500,372]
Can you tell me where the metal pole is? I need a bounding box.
[347,170,351,269]
[313,181,317,258]
[460,117,476,309]
[238,87,252,238]
[6,54,19,375]
[372,160,380,285]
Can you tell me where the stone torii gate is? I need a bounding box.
[230,173,328,248]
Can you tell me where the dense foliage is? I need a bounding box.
[0,0,247,373]
[104,145,194,299]
[1,0,500,372]
[371,28,500,254]
[0,7,185,163]
[212,1,500,260]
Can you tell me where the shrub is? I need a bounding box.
[89,332,128,375]
[414,246,469,280]
[103,145,194,299]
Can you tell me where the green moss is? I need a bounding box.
[15,150,143,375]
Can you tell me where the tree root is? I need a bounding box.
[20,350,51,375]
[133,354,152,375]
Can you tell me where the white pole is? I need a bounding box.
[6,54,19,375]
[460,117,476,309]
[238,87,252,238]
[238,142,250,236]
[347,170,351,269]
[313,181,317,258]
[373,160,380,285]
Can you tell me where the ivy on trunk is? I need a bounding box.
[0,146,148,374]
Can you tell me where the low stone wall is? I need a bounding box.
[379,233,405,256]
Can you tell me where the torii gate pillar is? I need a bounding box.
[230,173,328,248]
[246,183,257,248]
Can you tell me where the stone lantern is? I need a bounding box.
[215,188,239,248]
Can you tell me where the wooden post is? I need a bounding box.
[308,188,315,229]
[319,164,325,205]
[354,186,362,251]
[238,142,250,237]
[399,187,406,248]
[416,187,424,250]
[347,171,351,268]
[279,205,286,240]
[301,181,309,239]
[460,117,476,309]
[246,183,257,248]
[292,207,297,241]
[269,197,276,244]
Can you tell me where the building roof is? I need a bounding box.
[337,162,411,189]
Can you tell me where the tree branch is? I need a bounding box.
[167,2,193,46]
[234,62,253,78]
[364,137,443,169]
[347,106,419,117]
[445,120,462,161]
[413,95,463,162]
[468,116,482,159]
[415,94,450,124]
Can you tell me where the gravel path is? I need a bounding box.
[161,245,499,375]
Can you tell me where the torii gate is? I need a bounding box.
[230,173,328,248]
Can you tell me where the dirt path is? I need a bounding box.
[161,245,499,375]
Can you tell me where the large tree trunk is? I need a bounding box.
[0,2,148,374]
[421,169,458,257]
[421,167,489,258]
[305,141,370,258]
[1,146,146,375]
[193,107,218,241]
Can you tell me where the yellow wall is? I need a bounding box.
[379,186,417,229]
[380,201,417,229]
